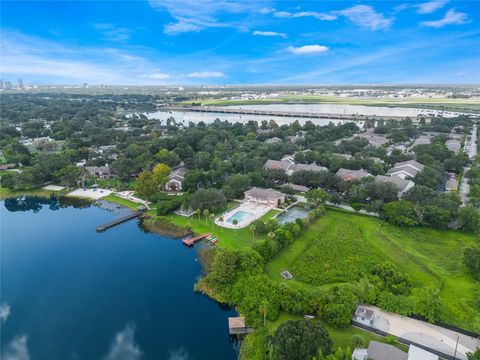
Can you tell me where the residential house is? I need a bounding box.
[387,160,424,179]
[263,155,327,176]
[364,341,407,360]
[336,168,372,182]
[85,164,112,179]
[164,163,187,192]
[375,175,415,197]
[445,139,461,154]
[244,187,286,207]
[265,137,282,144]
[445,174,458,192]
[353,306,374,326]
[407,345,438,360]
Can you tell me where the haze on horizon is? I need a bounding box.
[0,0,479,85]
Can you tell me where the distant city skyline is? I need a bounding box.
[1,0,479,85]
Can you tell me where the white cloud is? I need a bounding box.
[94,23,131,42]
[1,335,30,360]
[274,10,337,21]
[103,324,142,360]
[252,30,287,39]
[146,72,171,80]
[421,9,468,27]
[416,0,449,14]
[336,5,393,30]
[149,0,269,34]
[187,71,225,78]
[287,45,329,55]
[0,303,11,323]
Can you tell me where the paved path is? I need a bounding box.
[459,166,471,206]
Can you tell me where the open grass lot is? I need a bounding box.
[101,194,143,210]
[193,95,480,112]
[161,208,280,250]
[266,209,480,332]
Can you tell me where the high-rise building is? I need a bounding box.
[83,83,89,89]
[17,78,24,89]
[0,80,5,89]
[5,81,13,90]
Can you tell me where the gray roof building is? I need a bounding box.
[336,168,372,181]
[367,341,408,360]
[387,160,424,179]
[375,175,415,196]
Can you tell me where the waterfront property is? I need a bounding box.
[244,187,286,207]
[165,162,187,192]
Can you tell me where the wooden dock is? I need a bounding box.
[182,233,211,247]
[96,210,145,232]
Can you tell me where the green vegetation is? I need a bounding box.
[101,194,142,210]
[161,209,280,249]
[266,209,480,331]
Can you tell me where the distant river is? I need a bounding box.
[0,197,236,360]
[144,103,468,126]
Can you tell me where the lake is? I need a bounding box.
[144,103,469,127]
[0,197,237,360]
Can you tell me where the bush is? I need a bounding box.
[272,320,332,360]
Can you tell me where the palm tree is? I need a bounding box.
[209,213,215,230]
[307,210,316,223]
[195,209,201,221]
[267,231,275,241]
[232,219,238,231]
[203,209,210,224]
[250,224,257,242]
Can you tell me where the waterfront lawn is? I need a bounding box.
[101,194,142,210]
[162,209,281,250]
[265,209,480,332]
[0,185,62,199]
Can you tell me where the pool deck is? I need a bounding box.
[215,202,273,229]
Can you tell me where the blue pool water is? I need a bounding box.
[226,210,253,224]
[1,197,236,360]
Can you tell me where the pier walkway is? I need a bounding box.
[96,209,145,232]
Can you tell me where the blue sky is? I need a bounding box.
[0,0,479,85]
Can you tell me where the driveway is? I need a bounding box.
[361,305,478,360]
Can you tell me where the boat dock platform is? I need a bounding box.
[96,209,146,232]
[182,233,211,247]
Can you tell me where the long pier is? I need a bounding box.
[96,210,145,232]
[161,106,431,121]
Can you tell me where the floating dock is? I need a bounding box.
[96,210,145,232]
[182,233,211,247]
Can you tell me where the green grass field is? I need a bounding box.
[101,194,143,210]
[266,209,480,332]
[161,208,280,250]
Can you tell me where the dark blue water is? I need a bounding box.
[0,197,236,360]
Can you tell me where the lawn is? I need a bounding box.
[0,185,63,199]
[265,209,480,332]
[161,208,281,250]
[101,194,143,210]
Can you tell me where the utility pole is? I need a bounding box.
[453,335,459,360]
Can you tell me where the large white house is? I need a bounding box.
[244,187,286,207]
[164,163,187,192]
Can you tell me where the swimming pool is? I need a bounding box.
[276,206,309,224]
[226,210,254,224]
